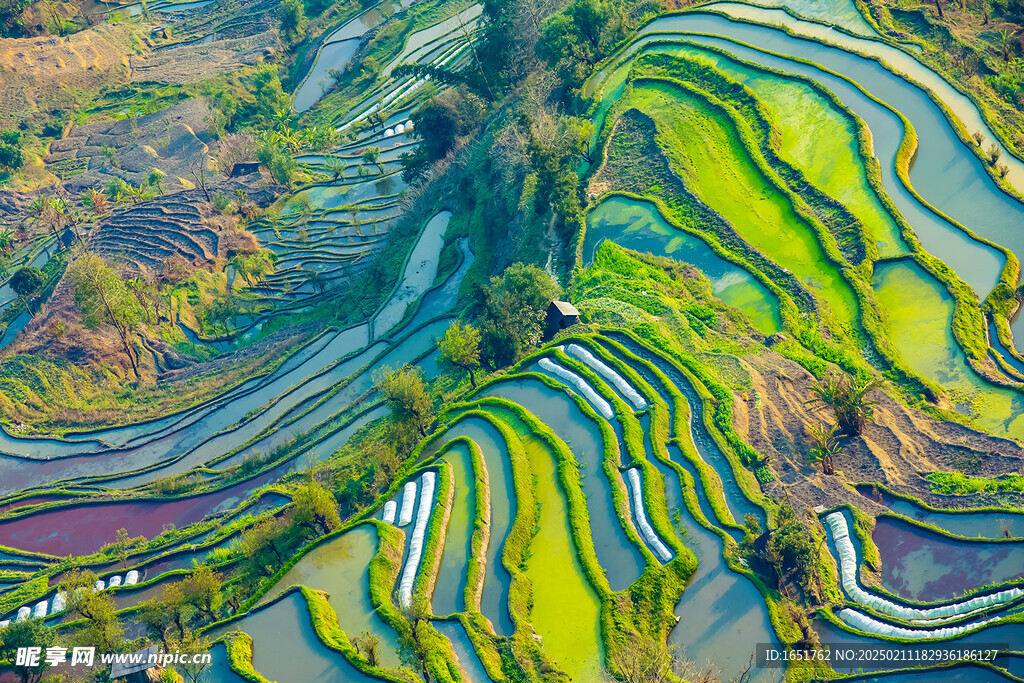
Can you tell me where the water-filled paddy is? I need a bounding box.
[664,43,908,260]
[435,620,493,683]
[873,516,1024,601]
[872,260,1024,438]
[621,79,861,332]
[426,418,514,636]
[255,525,402,666]
[484,378,645,590]
[861,486,1024,540]
[630,15,1024,290]
[500,410,603,681]
[212,592,381,682]
[585,197,782,333]
[431,443,475,616]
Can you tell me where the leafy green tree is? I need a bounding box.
[438,320,481,387]
[0,619,57,683]
[480,263,562,366]
[10,267,45,316]
[764,505,820,601]
[361,146,384,174]
[59,570,124,653]
[181,565,223,623]
[374,364,434,435]
[0,0,29,38]
[291,479,341,537]
[279,0,306,42]
[251,66,291,127]
[241,518,287,575]
[537,0,619,87]
[68,252,144,378]
[0,144,23,172]
[402,88,484,180]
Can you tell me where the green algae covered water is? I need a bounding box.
[873,260,1024,438]
[494,409,605,680]
[586,197,782,333]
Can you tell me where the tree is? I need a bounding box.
[536,0,619,86]
[10,267,45,316]
[68,252,144,378]
[216,133,257,177]
[148,168,166,195]
[361,146,384,174]
[806,373,878,436]
[185,151,212,201]
[0,619,57,683]
[241,518,287,575]
[279,0,306,42]
[0,143,23,171]
[480,262,561,366]
[59,570,123,653]
[807,422,842,476]
[100,527,147,568]
[176,631,213,683]
[402,88,485,179]
[764,505,820,601]
[438,320,481,387]
[251,66,291,127]
[324,155,347,180]
[374,364,434,435]
[291,479,341,538]
[353,630,382,667]
[181,565,222,622]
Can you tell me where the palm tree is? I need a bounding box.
[998,29,1015,62]
[323,155,346,181]
[807,422,843,475]
[0,227,14,255]
[806,373,879,435]
[86,189,111,216]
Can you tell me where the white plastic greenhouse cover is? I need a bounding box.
[398,471,437,607]
[564,344,647,410]
[839,608,1000,640]
[399,481,418,527]
[824,512,1023,620]
[15,606,30,623]
[124,570,139,586]
[382,500,398,524]
[538,357,614,419]
[627,468,673,562]
[31,601,47,619]
[51,592,67,613]
[94,580,105,592]
[0,620,9,628]
[108,576,122,588]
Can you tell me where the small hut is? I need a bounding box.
[545,300,580,339]
[230,162,261,177]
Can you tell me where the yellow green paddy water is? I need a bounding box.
[622,79,861,334]
[873,260,1024,438]
[493,409,604,680]
[666,44,908,260]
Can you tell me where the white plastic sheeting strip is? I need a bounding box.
[15,607,29,623]
[50,592,66,613]
[564,344,647,410]
[31,601,47,619]
[94,580,105,592]
[825,512,1024,620]
[840,608,1000,640]
[0,620,9,628]
[382,500,398,524]
[124,570,139,586]
[627,468,673,562]
[538,357,614,419]
[108,576,122,588]
[399,481,418,527]
[398,471,437,608]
